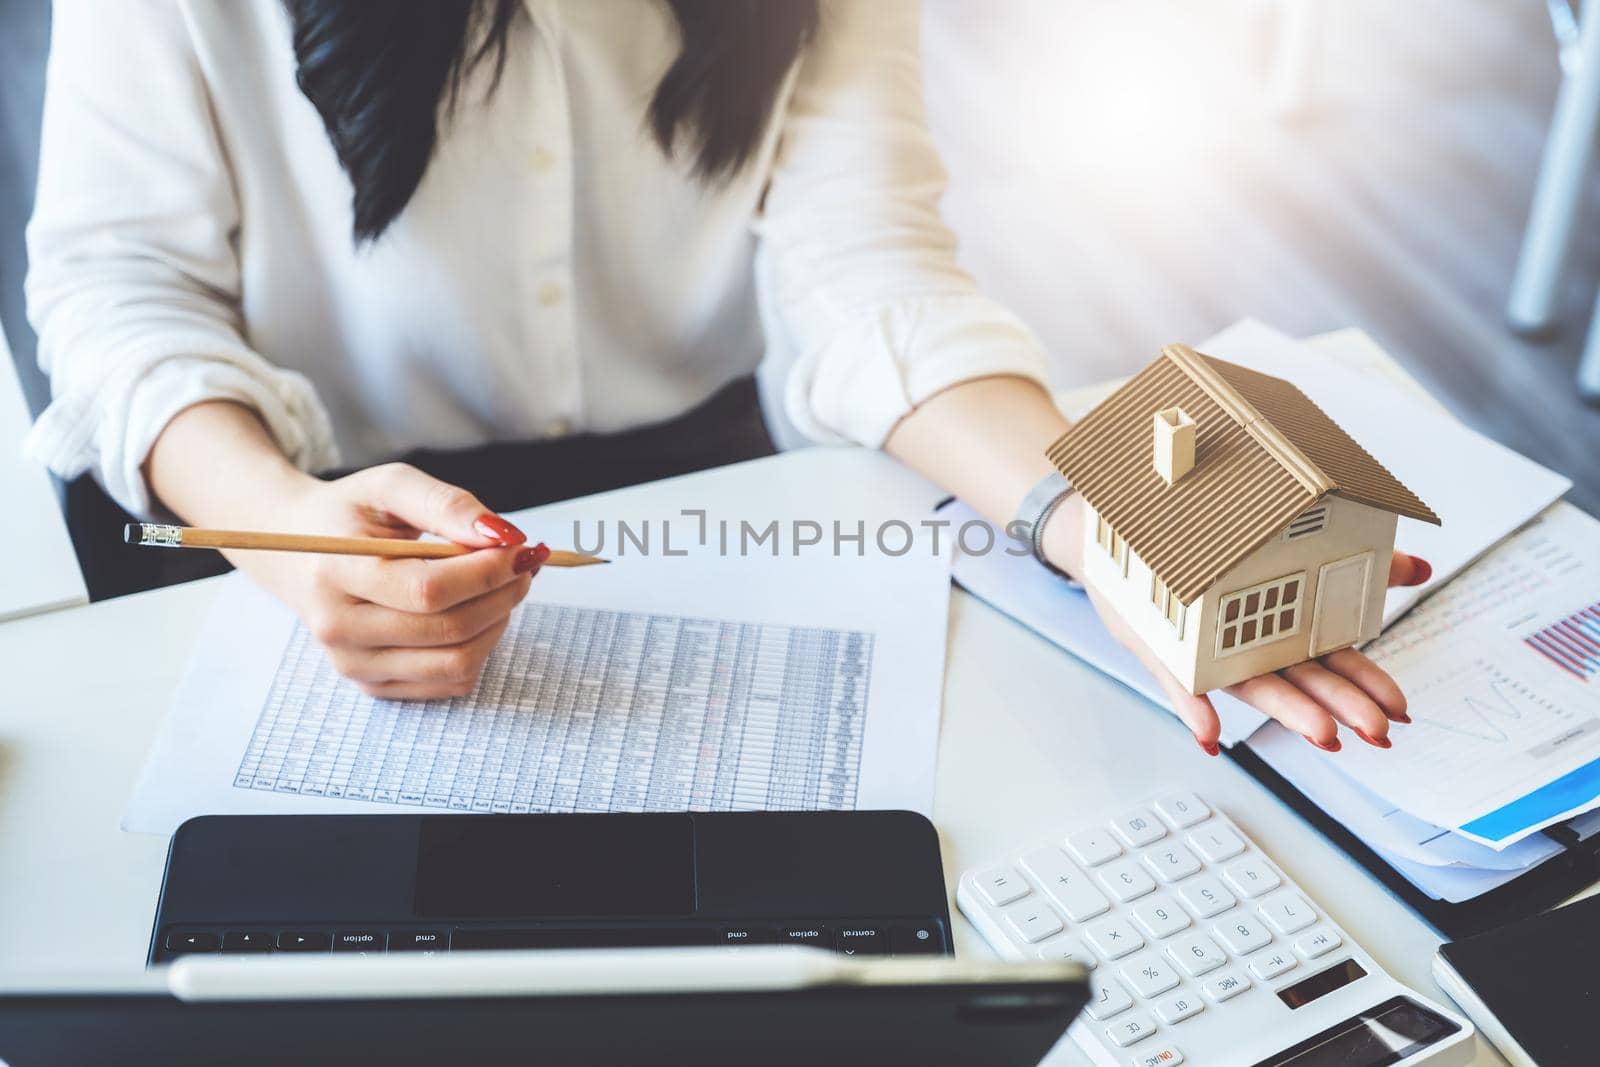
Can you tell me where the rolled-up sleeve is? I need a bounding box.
[756,0,1050,448]
[24,0,336,518]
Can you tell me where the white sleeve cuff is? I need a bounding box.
[26,338,340,519]
[782,294,1053,448]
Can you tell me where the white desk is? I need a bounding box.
[0,448,1511,1064]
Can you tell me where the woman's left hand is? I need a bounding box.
[1043,493,1432,755]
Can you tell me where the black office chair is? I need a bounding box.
[0,0,227,599]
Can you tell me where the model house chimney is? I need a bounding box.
[1153,407,1196,484]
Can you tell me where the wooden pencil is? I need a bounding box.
[122,523,608,566]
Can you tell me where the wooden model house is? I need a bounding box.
[1047,344,1440,695]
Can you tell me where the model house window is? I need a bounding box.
[1283,505,1330,541]
[1216,572,1304,656]
[1150,575,1185,634]
[1096,515,1128,571]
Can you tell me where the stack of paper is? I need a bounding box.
[951,321,1596,903]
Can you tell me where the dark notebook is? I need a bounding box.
[1434,894,1600,1066]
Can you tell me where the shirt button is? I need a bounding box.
[529,146,557,173]
[538,281,564,307]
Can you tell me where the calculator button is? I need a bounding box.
[165,932,218,953]
[1086,975,1135,1021]
[1249,950,1297,981]
[1152,990,1204,1025]
[1293,926,1342,960]
[1035,934,1097,969]
[1132,1045,1185,1067]
[1106,1010,1159,1047]
[1202,970,1252,1003]
[1177,875,1236,918]
[277,932,330,951]
[1222,856,1281,898]
[1097,858,1158,902]
[1153,792,1210,829]
[1258,890,1317,935]
[1065,827,1124,867]
[1132,895,1192,940]
[972,864,1030,906]
[1187,824,1246,863]
[1085,915,1146,960]
[1212,916,1273,956]
[1020,847,1111,921]
[1141,842,1202,883]
[1111,809,1167,848]
[1119,953,1181,998]
[1000,899,1064,944]
[1165,932,1226,976]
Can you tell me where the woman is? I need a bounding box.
[26,0,1427,748]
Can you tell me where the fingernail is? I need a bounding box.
[513,547,540,574]
[1391,711,1413,725]
[1197,738,1220,757]
[1409,555,1432,585]
[475,514,527,546]
[1303,733,1342,752]
[1352,726,1392,749]
[533,542,551,564]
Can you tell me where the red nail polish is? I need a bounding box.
[1353,727,1392,749]
[533,542,552,564]
[1303,733,1342,752]
[1391,711,1413,725]
[513,547,540,574]
[475,514,527,546]
[1197,738,1220,757]
[1410,556,1432,585]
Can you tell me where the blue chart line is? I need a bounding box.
[1525,602,1600,682]
[1419,678,1522,744]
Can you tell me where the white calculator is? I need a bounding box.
[957,792,1475,1067]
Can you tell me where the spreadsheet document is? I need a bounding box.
[235,603,873,813]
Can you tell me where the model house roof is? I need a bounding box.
[1047,345,1439,603]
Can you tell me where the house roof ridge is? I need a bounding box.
[1162,345,1334,499]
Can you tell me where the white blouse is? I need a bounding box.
[25,0,1048,517]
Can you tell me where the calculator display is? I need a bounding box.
[1253,996,1461,1067]
[1277,958,1367,1009]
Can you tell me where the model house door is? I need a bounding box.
[1310,552,1373,655]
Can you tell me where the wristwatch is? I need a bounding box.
[1013,471,1078,579]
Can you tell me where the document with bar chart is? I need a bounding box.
[1333,502,1600,848]
[124,530,951,835]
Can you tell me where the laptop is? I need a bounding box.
[0,946,1088,1067]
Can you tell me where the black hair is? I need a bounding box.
[283,0,820,243]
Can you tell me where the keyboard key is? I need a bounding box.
[1120,953,1180,998]
[1133,1044,1185,1067]
[1202,970,1252,1003]
[1097,858,1158,902]
[1111,809,1167,848]
[1187,824,1246,863]
[1085,915,1146,960]
[1223,856,1281,898]
[1165,933,1226,977]
[1177,876,1236,919]
[1142,843,1202,883]
[1106,1011,1159,1047]
[277,931,329,952]
[390,931,445,953]
[332,930,386,954]
[720,926,779,946]
[1065,827,1124,867]
[1293,926,1342,960]
[1085,974,1134,1020]
[889,925,944,955]
[780,925,832,948]
[1035,934,1096,969]
[1258,890,1317,935]
[1132,895,1192,940]
[165,932,218,954]
[972,864,1030,906]
[1020,847,1111,921]
[836,927,885,956]
[1152,990,1204,1025]
[1212,916,1272,957]
[1001,899,1064,944]
[1153,792,1210,829]
[1249,950,1297,981]
[220,932,273,953]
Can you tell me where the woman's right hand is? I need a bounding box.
[227,463,546,700]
